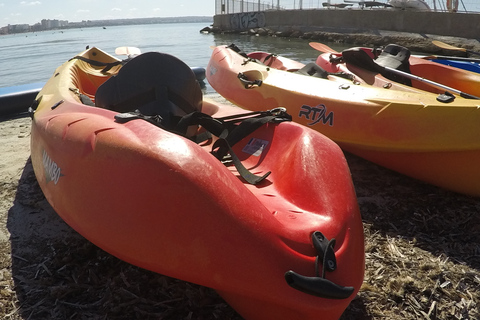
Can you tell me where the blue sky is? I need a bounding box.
[1,1,215,25]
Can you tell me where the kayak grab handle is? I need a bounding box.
[284,270,354,299]
[238,72,262,89]
[285,231,354,299]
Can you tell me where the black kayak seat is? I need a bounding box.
[95,52,203,129]
[295,63,329,79]
[341,48,384,73]
[342,44,412,86]
[376,44,411,72]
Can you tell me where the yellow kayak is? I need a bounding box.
[207,44,480,196]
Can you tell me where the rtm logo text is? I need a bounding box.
[299,104,334,126]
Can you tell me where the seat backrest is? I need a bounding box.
[95,52,202,129]
[375,44,412,86]
[375,44,411,72]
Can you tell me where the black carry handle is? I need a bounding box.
[284,271,354,299]
[285,231,354,299]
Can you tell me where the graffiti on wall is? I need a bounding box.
[230,12,266,30]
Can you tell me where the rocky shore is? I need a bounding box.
[203,25,480,56]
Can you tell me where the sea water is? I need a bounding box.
[0,22,347,92]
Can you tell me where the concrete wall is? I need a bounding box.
[213,10,480,39]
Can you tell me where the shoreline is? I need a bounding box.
[207,26,480,55]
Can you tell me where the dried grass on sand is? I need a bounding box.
[0,115,478,319]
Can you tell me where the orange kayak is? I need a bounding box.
[207,44,480,196]
[30,47,364,320]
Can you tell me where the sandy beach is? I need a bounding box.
[1,111,479,319]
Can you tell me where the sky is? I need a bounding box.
[0,0,216,26]
[2,1,479,26]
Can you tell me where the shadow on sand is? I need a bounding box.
[7,159,241,319]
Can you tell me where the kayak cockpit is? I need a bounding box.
[67,50,122,104]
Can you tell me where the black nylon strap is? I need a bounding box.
[212,139,271,185]
[226,115,275,146]
[115,108,291,185]
[175,111,225,137]
[211,115,276,162]
[69,56,123,73]
[227,43,249,58]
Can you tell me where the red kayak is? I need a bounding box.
[30,47,364,320]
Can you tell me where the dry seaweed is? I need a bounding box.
[0,115,479,320]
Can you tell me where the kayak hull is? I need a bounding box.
[207,45,480,196]
[30,47,364,319]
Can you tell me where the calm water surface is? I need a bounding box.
[0,22,348,91]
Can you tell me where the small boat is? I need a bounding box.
[0,82,44,118]
[388,0,431,10]
[207,44,480,196]
[30,47,364,320]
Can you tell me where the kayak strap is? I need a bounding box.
[227,43,249,58]
[211,112,281,184]
[114,112,165,128]
[213,139,271,185]
[261,53,278,67]
[69,56,126,73]
[285,231,354,299]
[178,108,292,185]
[68,88,95,106]
[115,108,292,185]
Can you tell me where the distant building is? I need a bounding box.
[1,16,212,36]
[41,19,69,30]
[6,24,31,33]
